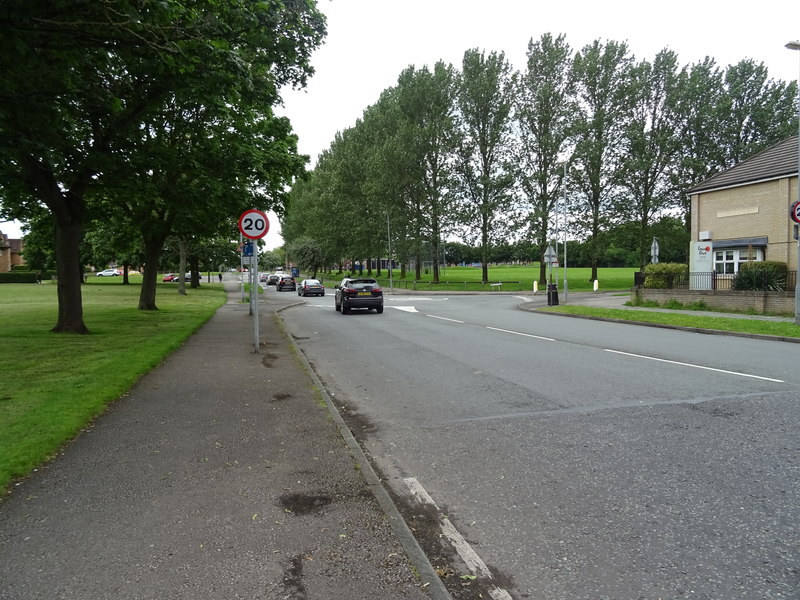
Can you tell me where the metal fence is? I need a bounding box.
[639,271,797,292]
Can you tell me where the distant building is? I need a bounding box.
[0,230,26,272]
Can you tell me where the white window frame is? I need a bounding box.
[714,247,763,275]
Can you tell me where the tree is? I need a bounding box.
[515,33,575,283]
[395,62,459,282]
[0,0,325,332]
[287,237,325,277]
[618,50,681,268]
[570,39,634,281]
[719,59,798,165]
[672,58,797,227]
[454,49,517,283]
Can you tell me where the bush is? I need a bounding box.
[731,261,788,291]
[642,262,687,289]
[0,271,39,283]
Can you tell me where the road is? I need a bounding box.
[278,290,800,599]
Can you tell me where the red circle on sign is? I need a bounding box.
[791,201,800,225]
[238,209,270,239]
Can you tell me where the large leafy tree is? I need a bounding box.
[0,0,325,332]
[719,59,798,165]
[515,33,575,284]
[570,39,634,281]
[454,49,517,283]
[618,49,681,268]
[671,58,797,228]
[395,62,458,281]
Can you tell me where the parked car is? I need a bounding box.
[96,269,120,277]
[297,279,325,297]
[276,275,296,291]
[266,274,280,286]
[162,273,179,282]
[335,277,383,314]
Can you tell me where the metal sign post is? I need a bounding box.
[238,209,270,354]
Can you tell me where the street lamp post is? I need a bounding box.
[786,41,800,325]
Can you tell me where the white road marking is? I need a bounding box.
[605,349,784,382]
[394,306,420,313]
[486,326,555,342]
[403,477,513,600]
[386,296,449,302]
[427,315,464,323]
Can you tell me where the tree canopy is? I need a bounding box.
[0,0,326,332]
[279,33,797,281]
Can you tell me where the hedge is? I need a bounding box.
[642,262,688,289]
[0,270,54,283]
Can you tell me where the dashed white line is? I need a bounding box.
[427,314,464,323]
[403,477,513,600]
[486,326,555,341]
[605,349,784,382]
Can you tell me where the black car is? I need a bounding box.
[276,275,296,291]
[266,274,280,286]
[335,277,383,314]
[298,279,325,297]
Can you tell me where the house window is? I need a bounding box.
[714,248,762,274]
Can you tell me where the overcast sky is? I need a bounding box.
[3,0,799,246]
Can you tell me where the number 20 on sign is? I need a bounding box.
[238,209,270,239]
[791,201,800,225]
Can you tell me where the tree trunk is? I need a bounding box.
[432,238,440,283]
[51,217,89,334]
[178,239,188,295]
[138,236,164,310]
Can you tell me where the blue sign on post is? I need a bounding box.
[243,241,253,257]
[291,267,299,278]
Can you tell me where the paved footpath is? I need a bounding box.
[0,279,438,600]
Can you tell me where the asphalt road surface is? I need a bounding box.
[280,292,799,600]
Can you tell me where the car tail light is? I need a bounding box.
[372,286,382,293]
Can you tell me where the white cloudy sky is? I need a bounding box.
[281,0,800,164]
[3,0,799,246]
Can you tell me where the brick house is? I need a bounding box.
[0,230,26,272]
[688,135,799,274]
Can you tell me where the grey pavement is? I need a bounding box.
[0,276,437,600]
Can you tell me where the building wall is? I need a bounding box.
[691,175,798,270]
[0,232,25,272]
[0,244,10,272]
[636,288,794,316]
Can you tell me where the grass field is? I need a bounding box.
[322,265,636,292]
[0,281,226,493]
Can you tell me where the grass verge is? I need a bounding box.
[539,305,800,339]
[0,282,226,493]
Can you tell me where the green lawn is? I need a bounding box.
[0,281,226,493]
[326,265,637,292]
[540,305,800,339]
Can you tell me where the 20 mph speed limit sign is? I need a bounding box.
[791,201,800,225]
[238,209,270,239]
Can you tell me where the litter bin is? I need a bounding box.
[547,283,559,306]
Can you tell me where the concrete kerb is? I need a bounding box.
[274,303,452,600]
